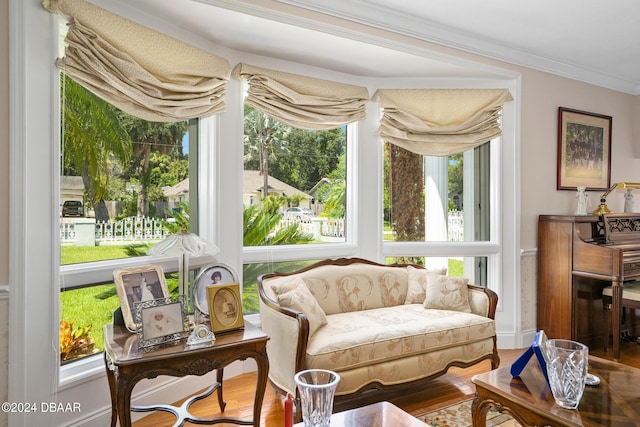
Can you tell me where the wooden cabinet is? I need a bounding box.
[537,215,604,345]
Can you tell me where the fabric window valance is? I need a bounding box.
[372,88,513,156]
[44,0,231,122]
[232,63,369,130]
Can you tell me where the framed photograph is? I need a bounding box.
[113,265,170,332]
[206,283,244,333]
[557,107,612,190]
[193,263,238,323]
[135,296,189,349]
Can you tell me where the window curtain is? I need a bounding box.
[232,63,369,130]
[43,0,231,122]
[372,89,513,156]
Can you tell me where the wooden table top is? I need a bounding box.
[294,401,426,427]
[472,355,640,426]
[103,321,268,365]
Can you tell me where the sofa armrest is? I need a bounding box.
[467,285,499,319]
[258,276,310,397]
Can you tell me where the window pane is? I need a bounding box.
[243,106,346,246]
[242,260,321,314]
[60,74,194,265]
[384,142,490,243]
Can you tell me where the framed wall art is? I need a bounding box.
[134,296,189,349]
[113,264,170,332]
[206,283,244,333]
[557,107,612,190]
[193,263,238,324]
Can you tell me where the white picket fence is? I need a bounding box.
[60,216,171,243]
[61,213,460,243]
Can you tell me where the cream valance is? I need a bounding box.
[372,89,513,156]
[46,0,231,122]
[232,63,369,130]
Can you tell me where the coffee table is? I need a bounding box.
[471,355,640,426]
[293,401,427,426]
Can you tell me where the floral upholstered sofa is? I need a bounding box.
[257,257,499,413]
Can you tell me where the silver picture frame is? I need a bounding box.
[134,296,189,350]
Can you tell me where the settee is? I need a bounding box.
[257,257,499,413]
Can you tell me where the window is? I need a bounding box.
[59,73,197,364]
[384,140,497,286]
[241,106,349,312]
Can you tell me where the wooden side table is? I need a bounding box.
[103,321,269,427]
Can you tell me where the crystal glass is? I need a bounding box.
[545,339,588,409]
[294,369,340,427]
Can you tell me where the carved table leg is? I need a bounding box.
[216,368,227,411]
[252,347,270,427]
[471,392,489,427]
[104,353,118,427]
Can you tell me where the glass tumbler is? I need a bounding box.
[545,339,588,409]
[294,369,340,427]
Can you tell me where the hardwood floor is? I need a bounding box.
[132,342,640,426]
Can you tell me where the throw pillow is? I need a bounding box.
[405,265,448,304]
[423,275,472,312]
[271,278,328,336]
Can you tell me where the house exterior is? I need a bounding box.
[4,1,640,426]
[241,170,312,208]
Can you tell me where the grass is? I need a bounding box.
[60,284,120,354]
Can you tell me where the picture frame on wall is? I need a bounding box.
[206,283,244,333]
[193,263,238,324]
[557,107,612,191]
[113,265,170,332]
[134,296,189,349]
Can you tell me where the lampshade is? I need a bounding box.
[149,230,219,306]
[149,230,219,258]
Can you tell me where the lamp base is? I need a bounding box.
[592,200,611,216]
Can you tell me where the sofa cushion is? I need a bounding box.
[405,265,448,304]
[305,304,495,372]
[271,278,328,336]
[424,275,472,313]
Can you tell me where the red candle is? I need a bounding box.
[284,393,293,427]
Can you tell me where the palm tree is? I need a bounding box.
[118,116,188,217]
[243,197,313,246]
[61,74,132,222]
[243,107,291,199]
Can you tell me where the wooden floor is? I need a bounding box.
[132,341,640,427]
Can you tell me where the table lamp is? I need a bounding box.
[592,182,640,215]
[149,227,219,306]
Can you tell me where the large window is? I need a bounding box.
[384,140,497,286]
[59,73,197,364]
[240,105,349,312]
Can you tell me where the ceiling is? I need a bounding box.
[115,0,640,94]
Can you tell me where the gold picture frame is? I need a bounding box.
[113,265,170,332]
[206,283,244,333]
[557,107,612,191]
